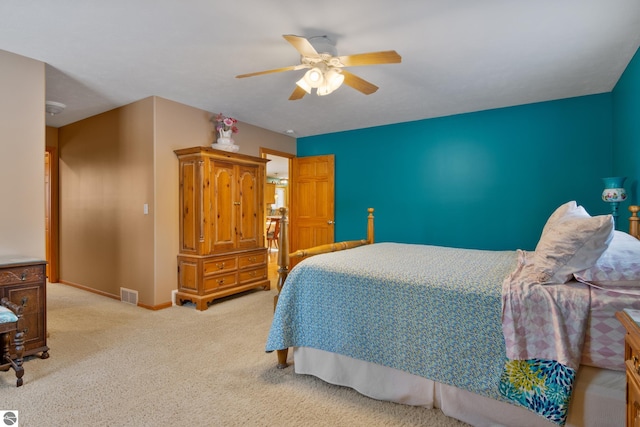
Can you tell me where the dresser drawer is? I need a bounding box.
[203,272,237,291]
[238,251,266,269]
[203,257,237,274]
[239,266,267,284]
[0,265,45,285]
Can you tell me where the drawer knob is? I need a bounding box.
[216,263,225,269]
[218,278,225,285]
[20,272,27,281]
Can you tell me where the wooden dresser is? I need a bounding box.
[617,310,640,427]
[0,256,49,359]
[174,147,270,310]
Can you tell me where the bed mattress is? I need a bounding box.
[582,286,640,371]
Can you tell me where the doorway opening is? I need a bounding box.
[260,148,293,274]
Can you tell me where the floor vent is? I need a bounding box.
[120,287,138,305]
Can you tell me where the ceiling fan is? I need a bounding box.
[236,35,401,100]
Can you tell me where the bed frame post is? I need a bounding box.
[367,207,375,244]
[275,207,289,310]
[275,207,290,368]
[630,205,640,239]
[272,207,374,369]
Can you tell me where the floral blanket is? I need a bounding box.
[501,250,591,426]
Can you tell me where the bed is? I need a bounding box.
[266,203,640,427]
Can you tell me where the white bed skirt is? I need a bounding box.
[293,347,624,427]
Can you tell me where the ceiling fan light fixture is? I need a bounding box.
[325,68,344,91]
[295,77,312,94]
[316,68,344,96]
[316,85,331,96]
[236,35,401,100]
[304,67,324,88]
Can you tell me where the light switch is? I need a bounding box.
[143,203,149,215]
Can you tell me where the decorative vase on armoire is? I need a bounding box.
[211,113,240,152]
[217,129,234,145]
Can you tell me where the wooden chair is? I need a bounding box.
[266,218,280,251]
[0,297,25,387]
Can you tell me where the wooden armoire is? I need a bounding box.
[174,147,270,310]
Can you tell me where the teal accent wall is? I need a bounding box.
[613,46,640,207]
[298,94,613,250]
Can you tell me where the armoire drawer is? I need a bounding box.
[204,257,237,274]
[203,272,238,291]
[239,266,267,284]
[238,252,266,269]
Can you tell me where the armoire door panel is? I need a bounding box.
[179,160,198,254]
[238,166,260,249]
[212,162,235,253]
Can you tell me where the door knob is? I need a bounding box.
[327,220,334,225]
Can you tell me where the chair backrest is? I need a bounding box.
[267,219,280,239]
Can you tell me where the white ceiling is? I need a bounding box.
[2,1,639,142]
[265,154,289,180]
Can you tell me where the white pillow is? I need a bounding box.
[539,201,578,238]
[528,203,614,284]
[574,231,640,287]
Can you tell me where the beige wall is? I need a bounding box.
[59,98,155,303]
[232,121,299,156]
[154,98,211,307]
[0,50,45,258]
[59,96,295,308]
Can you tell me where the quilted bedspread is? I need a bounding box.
[266,243,518,402]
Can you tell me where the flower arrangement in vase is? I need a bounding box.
[211,113,240,152]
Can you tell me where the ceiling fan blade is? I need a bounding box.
[288,86,307,101]
[341,70,379,95]
[337,50,402,67]
[236,64,307,79]
[283,34,319,58]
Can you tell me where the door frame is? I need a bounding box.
[260,147,294,249]
[45,146,59,283]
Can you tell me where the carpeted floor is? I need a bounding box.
[1,282,468,426]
